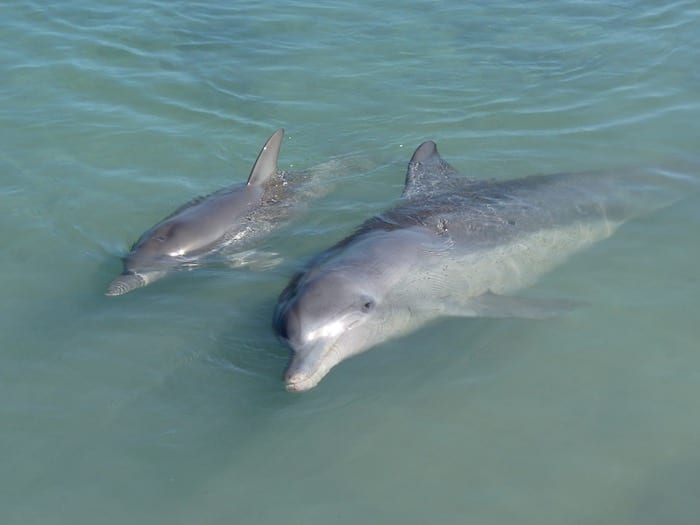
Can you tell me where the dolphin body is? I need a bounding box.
[107,129,313,296]
[273,140,692,392]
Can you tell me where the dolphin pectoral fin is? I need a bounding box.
[457,292,581,319]
[246,129,284,187]
[221,249,283,270]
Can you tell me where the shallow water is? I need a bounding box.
[2,1,700,524]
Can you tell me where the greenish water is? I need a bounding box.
[2,1,699,523]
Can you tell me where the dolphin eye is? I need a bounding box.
[361,299,375,313]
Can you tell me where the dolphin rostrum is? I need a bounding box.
[107,129,308,295]
[273,140,694,392]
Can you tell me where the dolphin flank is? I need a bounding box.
[107,129,319,296]
[273,140,695,392]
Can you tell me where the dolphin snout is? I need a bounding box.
[283,340,331,393]
[284,369,313,393]
[284,363,323,393]
[105,273,146,296]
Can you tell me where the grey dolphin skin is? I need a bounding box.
[107,129,296,296]
[273,140,693,392]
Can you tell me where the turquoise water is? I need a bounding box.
[2,1,700,523]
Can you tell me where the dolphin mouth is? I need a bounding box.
[105,272,146,296]
[285,373,323,393]
[284,359,329,393]
[283,341,336,393]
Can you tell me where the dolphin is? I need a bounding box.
[273,140,694,392]
[107,129,304,295]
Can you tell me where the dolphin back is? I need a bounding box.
[399,140,698,245]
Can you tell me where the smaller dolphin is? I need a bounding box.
[107,129,302,295]
[273,140,694,392]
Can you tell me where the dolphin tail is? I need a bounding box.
[105,273,147,296]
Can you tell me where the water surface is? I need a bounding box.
[2,1,699,524]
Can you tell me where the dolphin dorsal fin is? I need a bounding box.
[402,140,464,198]
[247,128,285,186]
[409,140,441,164]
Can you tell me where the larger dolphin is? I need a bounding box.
[273,140,693,392]
[107,129,313,295]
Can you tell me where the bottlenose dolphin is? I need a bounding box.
[273,140,693,392]
[107,129,307,295]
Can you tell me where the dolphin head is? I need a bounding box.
[127,219,210,263]
[273,227,444,392]
[105,189,260,297]
[105,220,198,296]
[274,272,382,392]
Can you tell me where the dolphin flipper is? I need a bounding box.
[247,128,285,187]
[455,292,581,319]
[221,249,283,270]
